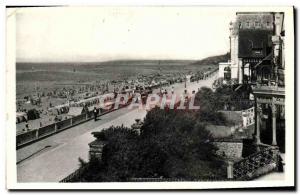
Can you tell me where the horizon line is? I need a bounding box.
[16,53,229,64]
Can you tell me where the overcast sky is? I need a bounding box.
[15,7,236,63]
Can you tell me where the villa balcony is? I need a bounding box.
[252,84,285,96]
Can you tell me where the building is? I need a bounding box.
[251,13,285,151]
[220,12,285,150]
[220,12,282,84]
[230,12,285,148]
[236,12,275,84]
[224,12,285,180]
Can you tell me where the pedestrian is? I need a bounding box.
[93,107,98,121]
[25,121,30,132]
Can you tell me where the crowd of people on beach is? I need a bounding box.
[16,68,217,133]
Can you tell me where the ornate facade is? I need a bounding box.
[251,13,285,151]
[226,12,285,150]
[226,13,285,179]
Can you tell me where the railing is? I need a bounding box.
[16,130,37,146]
[252,84,285,93]
[233,144,279,180]
[38,123,56,137]
[56,118,72,131]
[242,107,255,128]
[17,112,91,148]
[16,104,129,149]
[60,164,89,183]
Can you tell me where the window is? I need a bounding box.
[224,67,231,80]
[255,21,260,27]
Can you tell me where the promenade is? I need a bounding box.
[17,73,218,182]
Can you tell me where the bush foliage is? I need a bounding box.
[77,87,237,182]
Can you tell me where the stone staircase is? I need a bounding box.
[233,144,280,180]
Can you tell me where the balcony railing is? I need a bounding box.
[252,84,285,91]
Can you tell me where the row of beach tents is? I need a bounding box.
[16,91,135,124]
[16,109,40,124]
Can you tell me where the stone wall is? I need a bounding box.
[213,141,243,160]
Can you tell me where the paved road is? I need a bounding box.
[17,108,148,182]
[17,74,217,182]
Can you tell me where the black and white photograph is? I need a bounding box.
[5,6,295,190]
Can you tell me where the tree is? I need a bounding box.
[138,107,226,180]
[100,126,140,181]
[193,87,229,125]
[77,86,238,182]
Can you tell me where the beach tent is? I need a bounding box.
[16,112,27,124]
[61,106,69,114]
[48,105,67,115]
[50,108,59,116]
[67,107,86,117]
[27,109,40,120]
[88,106,97,112]
[100,101,115,110]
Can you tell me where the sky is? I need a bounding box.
[15,7,236,63]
